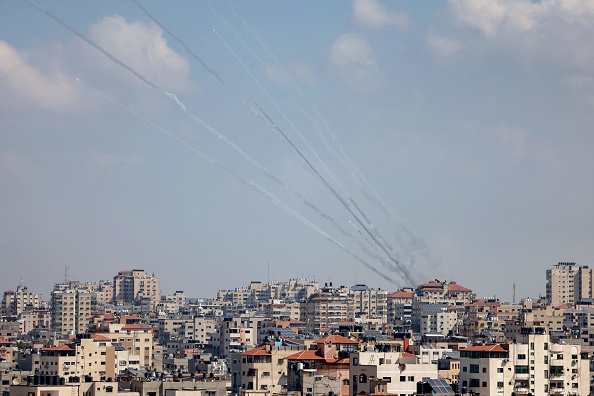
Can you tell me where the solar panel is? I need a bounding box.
[426,378,455,394]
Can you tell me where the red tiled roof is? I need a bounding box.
[555,304,569,309]
[286,350,325,361]
[241,346,271,357]
[0,339,11,345]
[92,334,111,341]
[388,291,413,298]
[316,335,359,344]
[42,345,74,351]
[461,344,507,352]
[401,352,418,359]
[447,281,471,292]
[122,324,150,330]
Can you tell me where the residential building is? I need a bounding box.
[239,343,306,395]
[459,327,589,395]
[350,284,388,323]
[546,262,593,306]
[51,289,97,336]
[350,350,439,396]
[113,269,160,307]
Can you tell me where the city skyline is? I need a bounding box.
[2,1,594,301]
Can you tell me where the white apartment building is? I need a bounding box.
[546,262,594,306]
[459,328,589,396]
[350,351,439,396]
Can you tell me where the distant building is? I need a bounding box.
[51,288,97,336]
[2,284,43,316]
[113,269,159,307]
[546,262,593,306]
[459,327,589,395]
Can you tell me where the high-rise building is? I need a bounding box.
[2,284,43,316]
[459,327,589,395]
[546,262,593,306]
[350,284,388,323]
[113,269,160,307]
[51,288,97,336]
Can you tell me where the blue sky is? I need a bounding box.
[2,0,594,301]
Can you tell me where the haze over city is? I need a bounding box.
[2,0,594,301]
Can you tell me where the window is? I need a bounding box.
[497,368,503,373]
[400,376,405,382]
[517,354,526,360]
[359,374,367,383]
[408,376,414,382]
[482,382,487,387]
[497,381,504,388]
[469,379,480,387]
[530,342,534,350]
[462,366,467,372]
[470,364,479,373]
[515,366,529,374]
[482,367,487,373]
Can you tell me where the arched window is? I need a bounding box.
[359,374,367,383]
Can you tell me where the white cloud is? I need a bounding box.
[446,0,594,68]
[353,0,410,29]
[87,15,190,91]
[330,33,377,67]
[329,33,385,93]
[0,40,80,112]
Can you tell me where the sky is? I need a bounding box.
[2,0,594,302]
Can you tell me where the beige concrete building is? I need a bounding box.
[350,285,388,323]
[113,269,160,307]
[546,262,593,306]
[387,289,414,325]
[2,284,43,316]
[104,323,155,369]
[11,381,120,396]
[51,289,97,336]
[239,344,306,395]
[300,285,354,332]
[459,328,589,396]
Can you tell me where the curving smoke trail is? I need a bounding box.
[256,103,416,286]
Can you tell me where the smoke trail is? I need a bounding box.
[131,0,388,270]
[25,0,282,186]
[228,3,397,220]
[77,77,360,264]
[128,0,357,241]
[30,0,404,284]
[257,103,416,285]
[212,27,411,277]
[130,0,260,118]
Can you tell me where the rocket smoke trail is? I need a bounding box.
[130,0,259,118]
[25,0,282,187]
[210,14,418,284]
[77,77,359,261]
[251,182,397,284]
[256,103,416,286]
[226,4,397,220]
[128,0,354,241]
[131,0,395,275]
[29,0,409,284]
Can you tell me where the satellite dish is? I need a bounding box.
[12,377,21,385]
